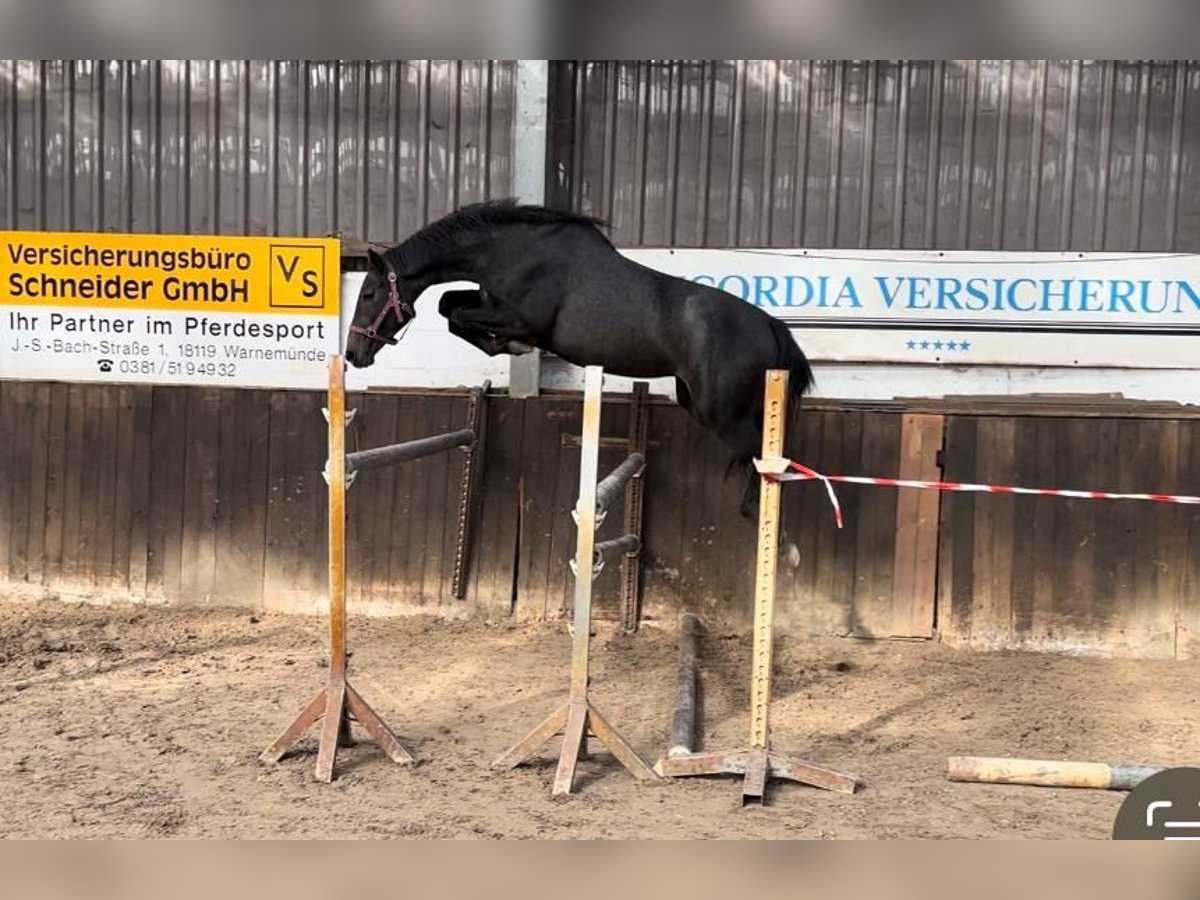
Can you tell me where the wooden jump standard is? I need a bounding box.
[493,366,658,795]
[261,355,488,783]
[655,369,860,805]
[560,379,650,632]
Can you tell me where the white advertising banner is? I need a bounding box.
[0,230,341,388]
[7,236,1200,392]
[622,248,1200,369]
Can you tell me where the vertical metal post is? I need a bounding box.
[749,370,787,752]
[508,60,548,399]
[452,380,490,600]
[619,381,649,632]
[570,365,603,699]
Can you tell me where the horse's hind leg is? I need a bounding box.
[719,413,801,567]
[738,463,760,519]
[714,413,765,519]
[675,377,693,414]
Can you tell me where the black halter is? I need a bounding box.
[349,265,416,346]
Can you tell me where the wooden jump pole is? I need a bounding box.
[947,756,1165,791]
[593,452,645,524]
[493,365,658,795]
[260,356,420,782]
[346,428,475,473]
[655,369,860,805]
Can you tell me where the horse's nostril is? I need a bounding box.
[346,349,357,365]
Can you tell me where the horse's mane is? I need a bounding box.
[386,199,611,270]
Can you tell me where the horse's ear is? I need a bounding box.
[366,248,385,274]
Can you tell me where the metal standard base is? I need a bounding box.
[493,698,658,796]
[261,677,416,783]
[655,748,859,805]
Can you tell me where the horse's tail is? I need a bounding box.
[767,316,814,399]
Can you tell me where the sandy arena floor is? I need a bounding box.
[0,595,1195,839]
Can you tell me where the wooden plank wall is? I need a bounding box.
[632,402,924,637]
[506,398,928,636]
[774,408,915,638]
[342,388,520,618]
[0,381,511,617]
[938,415,1200,659]
[13,380,1199,658]
[0,380,924,638]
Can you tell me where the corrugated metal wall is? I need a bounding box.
[548,59,1200,252]
[0,59,515,239]
[8,59,1197,254]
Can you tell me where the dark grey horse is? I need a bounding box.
[344,199,814,515]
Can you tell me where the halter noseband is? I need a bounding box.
[349,267,415,346]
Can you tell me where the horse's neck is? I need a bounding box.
[397,220,570,290]
[393,236,479,285]
[402,264,478,298]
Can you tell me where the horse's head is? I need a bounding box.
[345,249,416,368]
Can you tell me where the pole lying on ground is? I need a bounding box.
[668,612,704,759]
[947,757,1165,791]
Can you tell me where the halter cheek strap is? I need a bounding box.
[349,269,416,346]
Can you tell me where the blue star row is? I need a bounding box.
[905,339,972,352]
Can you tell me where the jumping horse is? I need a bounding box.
[344,199,815,515]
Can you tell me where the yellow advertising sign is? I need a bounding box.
[1,230,340,315]
[2,229,342,389]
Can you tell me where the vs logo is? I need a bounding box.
[269,244,326,309]
[276,254,319,298]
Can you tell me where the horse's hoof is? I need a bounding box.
[784,542,800,568]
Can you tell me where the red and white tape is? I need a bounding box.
[754,457,1200,530]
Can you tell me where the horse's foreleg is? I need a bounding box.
[439,294,536,355]
[447,305,534,342]
[447,320,527,357]
[438,288,486,318]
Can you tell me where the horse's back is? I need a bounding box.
[512,230,679,376]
